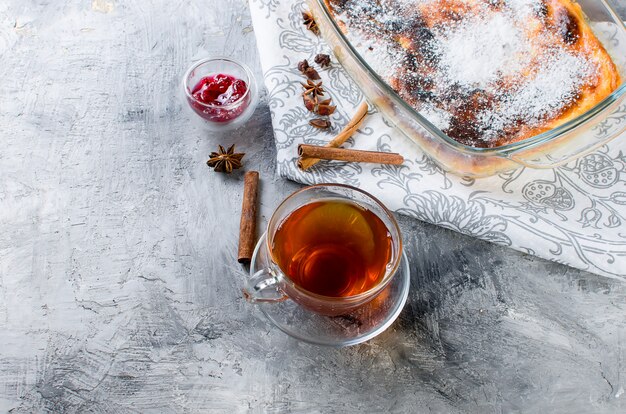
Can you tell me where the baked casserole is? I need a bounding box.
[323,0,622,148]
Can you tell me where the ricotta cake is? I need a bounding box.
[324,0,622,147]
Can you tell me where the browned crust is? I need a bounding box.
[323,0,622,148]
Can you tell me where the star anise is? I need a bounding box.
[304,66,320,80]
[207,144,245,173]
[317,98,336,116]
[297,59,310,73]
[303,94,318,112]
[302,11,319,35]
[309,118,331,129]
[314,53,331,68]
[302,95,336,116]
[297,59,320,79]
[301,79,324,99]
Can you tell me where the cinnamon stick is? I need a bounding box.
[238,171,259,264]
[298,101,369,170]
[298,145,404,166]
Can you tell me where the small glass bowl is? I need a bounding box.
[182,57,259,131]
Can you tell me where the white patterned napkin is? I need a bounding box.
[249,0,626,279]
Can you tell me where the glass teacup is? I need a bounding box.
[244,184,403,316]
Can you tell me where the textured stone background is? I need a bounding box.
[0,0,625,412]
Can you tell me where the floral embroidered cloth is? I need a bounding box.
[249,0,626,279]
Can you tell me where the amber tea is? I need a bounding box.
[271,199,393,297]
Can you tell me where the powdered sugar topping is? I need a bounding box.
[433,12,531,89]
[478,50,596,140]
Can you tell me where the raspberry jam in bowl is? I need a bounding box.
[182,57,258,130]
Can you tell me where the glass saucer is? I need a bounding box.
[249,233,410,347]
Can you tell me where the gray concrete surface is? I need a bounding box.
[1,1,625,412]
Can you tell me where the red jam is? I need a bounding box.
[188,74,250,122]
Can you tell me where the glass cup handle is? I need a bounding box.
[243,267,288,303]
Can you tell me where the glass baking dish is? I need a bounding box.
[308,0,626,177]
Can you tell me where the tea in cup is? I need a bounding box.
[244,184,402,316]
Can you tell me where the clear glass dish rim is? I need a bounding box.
[182,56,254,111]
[311,0,626,156]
